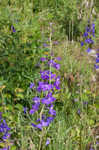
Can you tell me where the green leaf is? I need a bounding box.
[10,145,17,150]
[16,93,24,99]
[15,104,23,111]
[94,103,99,109]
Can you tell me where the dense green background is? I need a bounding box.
[0,0,99,149]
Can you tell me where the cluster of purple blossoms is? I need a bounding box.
[29,55,61,133]
[81,22,99,69]
[81,22,95,47]
[0,112,10,150]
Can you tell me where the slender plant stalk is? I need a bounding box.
[49,23,53,85]
[72,16,73,43]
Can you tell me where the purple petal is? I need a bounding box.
[94,64,99,69]
[96,58,99,63]
[36,123,42,130]
[56,57,61,61]
[86,48,91,53]
[40,57,47,62]
[30,83,35,88]
[43,43,48,47]
[11,25,16,32]
[81,41,84,46]
[46,139,50,146]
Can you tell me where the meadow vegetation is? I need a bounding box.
[0,0,99,150]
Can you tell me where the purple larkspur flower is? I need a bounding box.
[46,92,53,98]
[85,38,94,44]
[46,139,50,146]
[86,26,90,32]
[32,116,54,130]
[81,41,84,46]
[55,57,61,61]
[31,123,42,130]
[40,70,50,80]
[11,25,16,33]
[96,141,99,145]
[89,148,94,150]
[40,57,47,62]
[86,48,91,53]
[83,32,88,37]
[46,116,54,123]
[54,63,60,70]
[31,123,37,128]
[41,120,49,127]
[40,70,56,80]
[48,59,55,65]
[41,96,56,105]
[23,107,27,114]
[0,118,11,143]
[32,97,40,103]
[2,148,9,150]
[94,64,99,69]
[77,109,80,115]
[48,60,60,70]
[30,83,35,89]
[53,76,60,90]
[96,58,99,63]
[43,43,48,47]
[92,23,95,28]
[96,53,99,57]
[37,82,53,92]
[2,132,10,140]
[48,104,56,115]
[29,102,40,114]
[49,108,56,116]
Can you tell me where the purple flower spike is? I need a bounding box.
[46,139,50,146]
